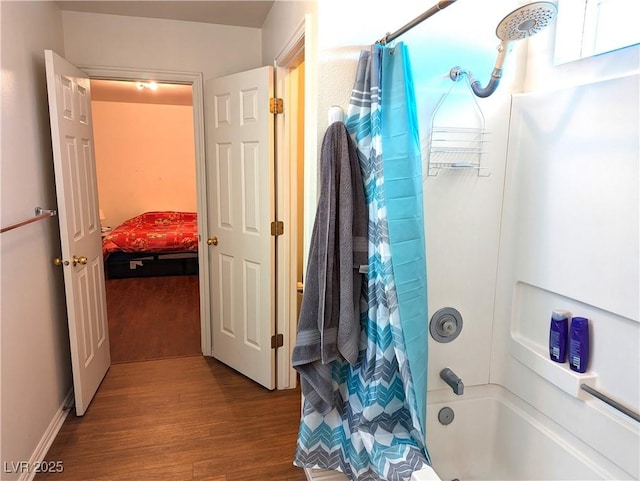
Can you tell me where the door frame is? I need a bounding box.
[274,15,318,389]
[78,66,212,356]
[80,15,320,383]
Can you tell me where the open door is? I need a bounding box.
[45,50,110,415]
[205,66,276,389]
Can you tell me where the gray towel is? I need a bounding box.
[292,121,368,415]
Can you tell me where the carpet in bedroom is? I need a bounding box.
[105,275,201,363]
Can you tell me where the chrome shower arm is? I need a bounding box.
[450,41,508,98]
[449,66,503,98]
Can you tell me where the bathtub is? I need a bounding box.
[418,384,632,481]
[307,384,632,481]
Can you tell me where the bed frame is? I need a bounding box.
[105,251,198,279]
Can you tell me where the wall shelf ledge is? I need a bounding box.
[509,334,598,399]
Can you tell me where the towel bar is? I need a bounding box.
[0,207,57,234]
[580,383,640,423]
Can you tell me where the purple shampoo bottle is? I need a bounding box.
[549,310,570,363]
[569,317,590,373]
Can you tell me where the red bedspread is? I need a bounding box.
[102,211,198,258]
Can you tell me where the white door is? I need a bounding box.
[45,50,110,415]
[205,66,276,389]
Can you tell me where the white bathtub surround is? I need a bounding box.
[493,72,640,479]
[426,385,635,480]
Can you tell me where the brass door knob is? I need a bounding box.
[207,237,218,246]
[53,257,69,266]
[72,255,88,266]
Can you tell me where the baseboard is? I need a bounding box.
[18,389,73,481]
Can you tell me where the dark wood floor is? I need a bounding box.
[37,356,307,481]
[106,275,201,363]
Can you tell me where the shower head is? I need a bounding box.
[490,2,558,75]
[496,2,558,42]
[449,1,558,97]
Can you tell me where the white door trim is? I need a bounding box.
[275,19,306,68]
[301,13,319,273]
[273,60,297,389]
[274,23,304,390]
[273,15,320,389]
[78,65,212,356]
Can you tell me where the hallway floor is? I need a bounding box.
[106,275,201,363]
[36,356,307,481]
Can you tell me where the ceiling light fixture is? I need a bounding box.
[136,81,158,91]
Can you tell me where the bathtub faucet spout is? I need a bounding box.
[440,368,464,395]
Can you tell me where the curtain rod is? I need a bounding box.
[376,0,458,45]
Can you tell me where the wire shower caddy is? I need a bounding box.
[426,76,491,176]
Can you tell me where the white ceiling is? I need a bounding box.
[56,1,275,28]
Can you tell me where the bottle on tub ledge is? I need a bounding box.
[569,317,590,373]
[549,310,571,363]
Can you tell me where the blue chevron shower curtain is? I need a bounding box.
[294,43,429,481]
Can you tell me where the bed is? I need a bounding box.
[102,211,199,278]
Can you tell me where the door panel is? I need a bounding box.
[206,66,275,389]
[45,50,110,415]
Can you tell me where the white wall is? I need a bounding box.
[524,24,640,93]
[92,101,197,228]
[0,2,71,479]
[261,0,316,64]
[62,11,262,80]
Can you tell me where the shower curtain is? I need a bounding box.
[294,42,429,481]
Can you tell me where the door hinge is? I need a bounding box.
[269,97,283,114]
[270,221,284,236]
[271,333,284,349]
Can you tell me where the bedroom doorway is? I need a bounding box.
[80,36,311,386]
[90,78,201,364]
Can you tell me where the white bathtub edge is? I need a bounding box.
[410,466,442,481]
[305,466,442,480]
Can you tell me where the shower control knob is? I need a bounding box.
[442,318,457,334]
[429,307,463,343]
